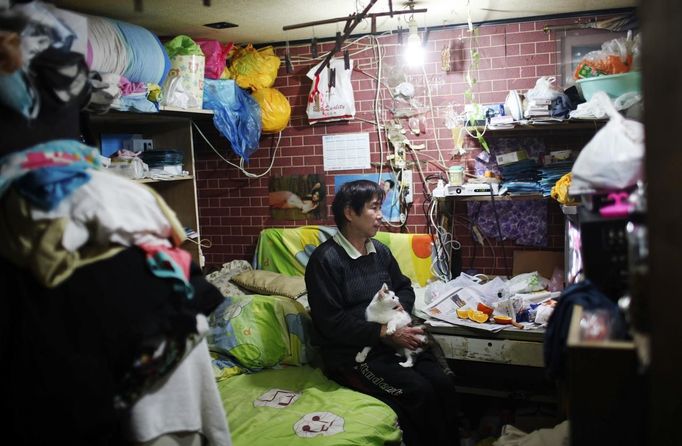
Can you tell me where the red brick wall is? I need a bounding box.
[194,14,611,275]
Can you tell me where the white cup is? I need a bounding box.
[448,165,464,186]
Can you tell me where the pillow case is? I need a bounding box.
[231,270,306,299]
[205,259,253,297]
[207,294,313,372]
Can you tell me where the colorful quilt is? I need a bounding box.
[253,226,435,286]
[208,294,313,381]
[217,366,401,446]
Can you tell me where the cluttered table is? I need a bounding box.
[426,320,545,368]
[413,274,553,369]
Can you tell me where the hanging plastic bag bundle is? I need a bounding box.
[196,39,233,80]
[161,35,205,109]
[251,87,291,133]
[569,91,644,194]
[203,79,262,161]
[228,44,280,91]
[306,58,356,124]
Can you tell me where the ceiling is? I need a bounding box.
[53,0,637,45]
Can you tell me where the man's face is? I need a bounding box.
[383,181,390,192]
[348,196,382,238]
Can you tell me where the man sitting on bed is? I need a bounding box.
[305,179,460,446]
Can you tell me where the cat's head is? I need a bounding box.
[375,283,399,307]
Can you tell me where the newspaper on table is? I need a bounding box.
[424,286,507,333]
[422,273,557,332]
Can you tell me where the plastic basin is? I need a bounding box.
[576,71,641,101]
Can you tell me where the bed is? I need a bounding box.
[204,225,439,445]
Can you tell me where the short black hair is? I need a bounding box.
[332,180,384,229]
[384,179,395,188]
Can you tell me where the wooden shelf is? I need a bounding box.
[135,174,194,184]
[88,114,205,267]
[439,193,547,201]
[459,193,546,201]
[158,105,214,115]
[475,119,607,136]
[92,108,214,124]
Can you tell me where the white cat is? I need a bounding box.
[355,283,426,367]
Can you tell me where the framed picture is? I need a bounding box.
[269,174,326,221]
[557,28,626,87]
[334,173,401,223]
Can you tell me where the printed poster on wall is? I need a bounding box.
[322,132,370,171]
[268,174,327,220]
[334,173,400,223]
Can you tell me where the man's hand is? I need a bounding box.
[382,325,424,350]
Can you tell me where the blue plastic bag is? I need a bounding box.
[203,79,262,161]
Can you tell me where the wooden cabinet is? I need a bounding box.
[85,110,212,267]
[566,305,645,446]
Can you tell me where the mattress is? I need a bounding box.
[217,365,401,445]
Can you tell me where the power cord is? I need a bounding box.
[489,185,511,277]
[192,121,281,178]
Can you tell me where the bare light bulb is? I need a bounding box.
[403,17,423,67]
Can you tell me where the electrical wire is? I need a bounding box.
[420,63,447,167]
[489,185,510,277]
[192,122,282,178]
[184,236,213,249]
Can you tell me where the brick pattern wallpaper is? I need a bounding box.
[193,13,613,276]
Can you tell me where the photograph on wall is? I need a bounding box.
[334,173,401,223]
[269,174,326,220]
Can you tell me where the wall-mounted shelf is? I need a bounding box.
[445,193,547,202]
[87,113,205,266]
[135,174,194,184]
[158,105,214,115]
[474,119,607,136]
[437,191,548,201]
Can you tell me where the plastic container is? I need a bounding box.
[576,71,641,101]
[162,54,205,109]
[448,165,464,186]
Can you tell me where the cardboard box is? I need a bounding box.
[496,149,528,166]
[512,250,564,280]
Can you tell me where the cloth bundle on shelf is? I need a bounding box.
[87,15,170,85]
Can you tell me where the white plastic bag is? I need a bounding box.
[570,91,644,193]
[507,271,549,295]
[306,58,356,124]
[525,76,562,102]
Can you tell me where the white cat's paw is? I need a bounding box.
[399,360,414,367]
[355,353,366,363]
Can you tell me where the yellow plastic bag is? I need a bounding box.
[228,45,281,91]
[251,87,291,133]
[551,173,578,205]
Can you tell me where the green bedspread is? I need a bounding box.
[218,366,401,445]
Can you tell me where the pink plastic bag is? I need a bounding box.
[196,39,233,79]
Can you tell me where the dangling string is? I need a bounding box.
[328,67,336,89]
[285,39,294,73]
[311,26,318,58]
